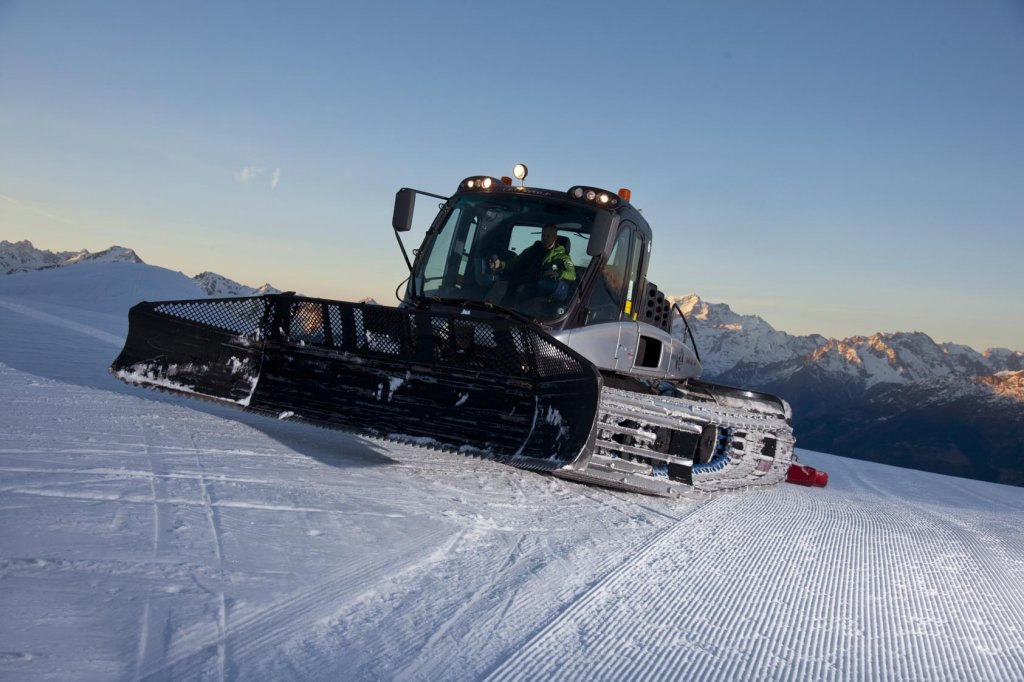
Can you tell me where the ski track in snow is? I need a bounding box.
[486,463,1024,681]
[2,265,1024,681]
[0,298,124,347]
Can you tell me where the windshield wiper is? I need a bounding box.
[428,297,538,327]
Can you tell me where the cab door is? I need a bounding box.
[581,222,648,372]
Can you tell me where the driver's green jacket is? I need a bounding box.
[504,242,576,282]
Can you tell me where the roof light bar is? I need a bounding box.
[459,176,501,191]
[567,185,622,207]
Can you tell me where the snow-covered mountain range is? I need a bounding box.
[673,294,1022,390]
[1,239,279,297]
[0,239,142,273]
[671,294,1024,485]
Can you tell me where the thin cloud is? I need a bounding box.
[234,166,280,189]
[0,194,79,226]
[234,166,265,183]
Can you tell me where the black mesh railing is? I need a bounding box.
[147,294,588,380]
[154,298,270,337]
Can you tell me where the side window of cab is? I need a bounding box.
[624,230,646,320]
[585,225,633,324]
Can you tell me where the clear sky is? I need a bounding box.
[1,0,1022,351]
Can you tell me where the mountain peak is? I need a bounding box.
[666,295,1021,393]
[977,369,1024,403]
[64,245,144,265]
[1,239,67,273]
[1,240,143,274]
[192,271,281,297]
[983,348,1024,370]
[3,241,278,297]
[255,283,282,296]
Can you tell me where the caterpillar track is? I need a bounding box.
[553,385,794,498]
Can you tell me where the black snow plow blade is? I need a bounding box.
[111,294,601,472]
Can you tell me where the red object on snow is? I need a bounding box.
[786,463,829,487]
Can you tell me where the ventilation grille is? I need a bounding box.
[641,282,672,331]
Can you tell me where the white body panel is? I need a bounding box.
[552,322,703,380]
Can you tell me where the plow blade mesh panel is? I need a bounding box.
[112,294,601,468]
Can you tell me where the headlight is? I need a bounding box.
[568,186,621,207]
[459,176,502,191]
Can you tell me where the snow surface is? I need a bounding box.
[2,264,1024,681]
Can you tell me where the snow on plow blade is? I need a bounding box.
[111,294,602,471]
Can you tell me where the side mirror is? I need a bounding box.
[392,188,416,232]
[587,212,617,257]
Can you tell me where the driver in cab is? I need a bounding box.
[488,224,576,301]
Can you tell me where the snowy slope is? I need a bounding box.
[2,265,1024,681]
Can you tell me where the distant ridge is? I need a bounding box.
[1,239,142,274]
[1,239,278,296]
[192,271,281,297]
[671,294,1024,485]
[671,294,1022,377]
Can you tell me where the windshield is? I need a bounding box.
[412,193,598,321]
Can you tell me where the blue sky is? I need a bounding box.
[1,0,1022,351]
